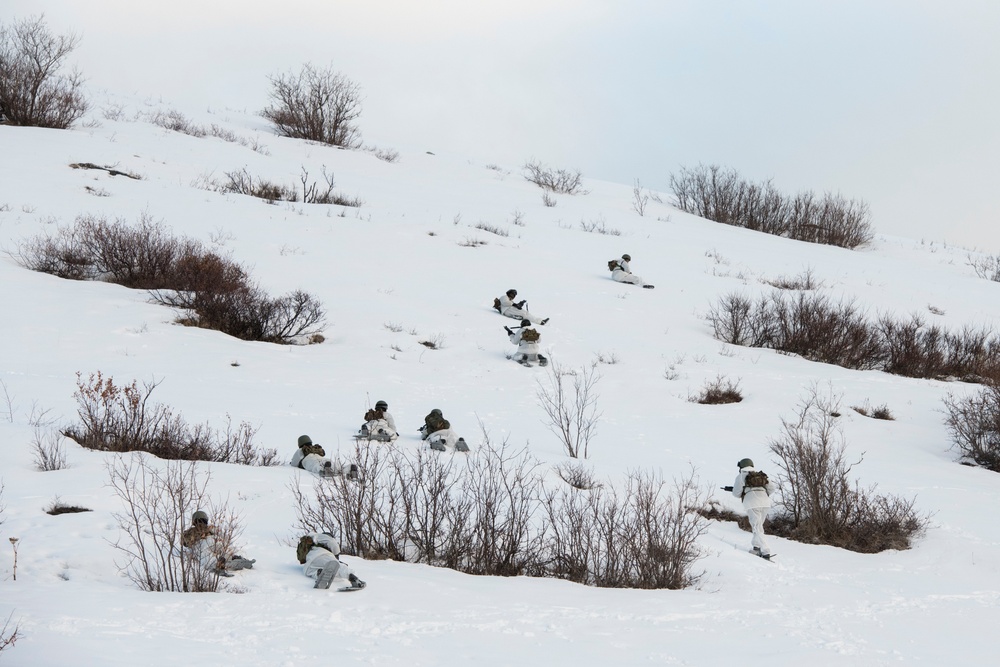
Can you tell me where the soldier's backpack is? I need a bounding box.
[608,259,620,272]
[493,297,502,312]
[521,328,541,342]
[300,443,326,458]
[296,535,315,563]
[743,470,769,496]
[363,408,384,422]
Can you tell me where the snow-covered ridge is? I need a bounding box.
[1,95,999,666]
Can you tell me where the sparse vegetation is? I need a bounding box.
[766,388,927,553]
[211,166,362,206]
[63,371,278,465]
[579,215,621,236]
[708,290,1000,383]
[107,456,243,592]
[691,375,744,405]
[943,383,1000,471]
[292,439,706,589]
[0,15,88,128]
[764,267,822,291]
[967,253,1000,282]
[536,363,602,459]
[262,63,363,147]
[671,164,873,249]
[45,498,91,515]
[12,213,327,344]
[523,161,585,195]
[473,221,509,237]
[851,402,894,420]
[31,426,67,471]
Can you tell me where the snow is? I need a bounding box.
[2,94,1000,666]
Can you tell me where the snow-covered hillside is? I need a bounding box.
[2,96,1000,666]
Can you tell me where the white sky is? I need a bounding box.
[6,0,1000,250]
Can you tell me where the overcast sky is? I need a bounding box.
[6,0,1000,250]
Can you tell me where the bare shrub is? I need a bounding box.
[45,497,91,515]
[541,192,557,207]
[851,402,894,420]
[536,363,602,459]
[31,426,67,471]
[219,168,297,202]
[0,15,88,128]
[553,461,601,490]
[147,108,206,137]
[691,375,743,405]
[0,612,18,656]
[473,221,509,237]
[543,469,706,589]
[63,371,277,465]
[764,267,822,290]
[107,455,242,592]
[631,179,649,216]
[967,253,1000,282]
[292,438,706,589]
[262,63,363,147]
[579,215,621,236]
[364,144,399,163]
[523,161,585,195]
[670,164,873,249]
[708,291,1000,382]
[12,214,327,343]
[943,384,1000,471]
[767,388,927,552]
[458,237,487,247]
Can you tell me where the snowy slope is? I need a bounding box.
[2,97,1000,667]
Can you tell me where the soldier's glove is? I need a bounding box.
[516,300,526,309]
[504,326,513,334]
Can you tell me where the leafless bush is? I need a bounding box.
[764,267,822,290]
[473,221,509,237]
[107,455,242,592]
[262,63,362,147]
[0,15,88,128]
[592,351,620,366]
[458,237,487,247]
[543,468,706,589]
[709,290,1000,382]
[523,161,585,195]
[943,384,1000,471]
[146,108,206,137]
[536,363,602,459]
[364,144,399,163]
[579,215,621,236]
[0,612,18,656]
[31,425,67,471]
[292,438,706,589]
[670,164,873,249]
[851,402,894,420]
[768,388,926,552]
[632,179,649,216]
[541,192,557,207]
[13,214,327,343]
[553,461,601,490]
[219,168,297,202]
[418,334,445,349]
[63,371,277,465]
[691,375,743,405]
[967,253,1000,282]
[45,497,91,514]
[510,209,525,227]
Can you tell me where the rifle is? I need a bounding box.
[721,486,733,492]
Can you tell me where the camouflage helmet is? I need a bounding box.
[192,510,209,524]
[298,434,313,447]
[375,400,388,411]
[506,289,517,297]
[430,409,443,417]
[622,253,632,261]
[737,458,754,469]
[520,319,531,327]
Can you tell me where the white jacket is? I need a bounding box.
[508,329,540,356]
[732,466,776,510]
[302,533,351,581]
